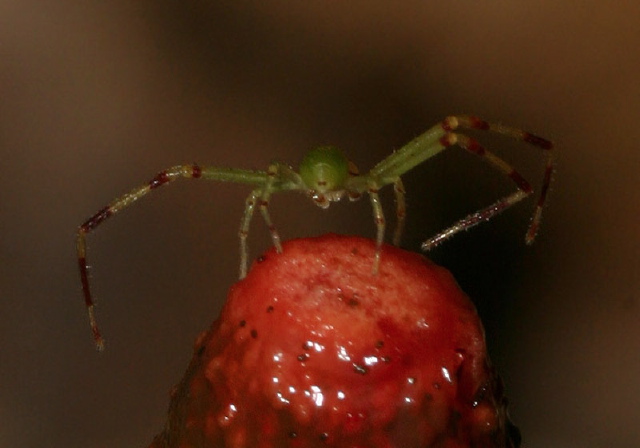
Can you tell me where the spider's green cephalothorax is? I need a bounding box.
[299,146,350,195]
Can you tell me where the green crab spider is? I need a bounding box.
[78,115,554,350]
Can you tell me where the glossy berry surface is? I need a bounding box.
[148,234,519,448]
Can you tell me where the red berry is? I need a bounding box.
[148,234,519,448]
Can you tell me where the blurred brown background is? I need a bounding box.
[1,2,638,447]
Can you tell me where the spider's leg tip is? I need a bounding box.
[525,224,540,245]
[421,240,435,251]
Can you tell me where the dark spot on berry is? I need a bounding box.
[297,353,309,362]
[250,329,258,339]
[302,341,313,350]
[257,255,267,263]
[319,432,329,442]
[289,431,298,439]
[351,247,358,255]
[338,292,360,307]
[353,363,369,375]
[266,305,274,313]
[433,382,441,390]
[239,320,246,327]
[375,340,384,349]
[196,345,205,357]
[382,356,391,363]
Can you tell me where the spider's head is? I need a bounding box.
[300,146,351,208]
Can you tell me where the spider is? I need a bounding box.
[77,115,554,350]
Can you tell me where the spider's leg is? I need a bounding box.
[422,132,534,250]
[240,162,304,277]
[368,116,554,247]
[422,190,530,249]
[525,150,555,242]
[77,164,269,350]
[392,178,406,246]
[443,115,555,243]
[366,180,386,274]
[257,163,290,256]
[370,125,448,182]
[239,189,262,279]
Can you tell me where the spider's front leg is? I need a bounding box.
[77,164,273,349]
[369,115,554,252]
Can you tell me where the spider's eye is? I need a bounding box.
[299,146,349,192]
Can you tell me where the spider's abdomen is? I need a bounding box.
[299,146,350,193]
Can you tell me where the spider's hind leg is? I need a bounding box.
[239,189,261,279]
[259,163,287,253]
[366,180,386,274]
[238,162,303,278]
